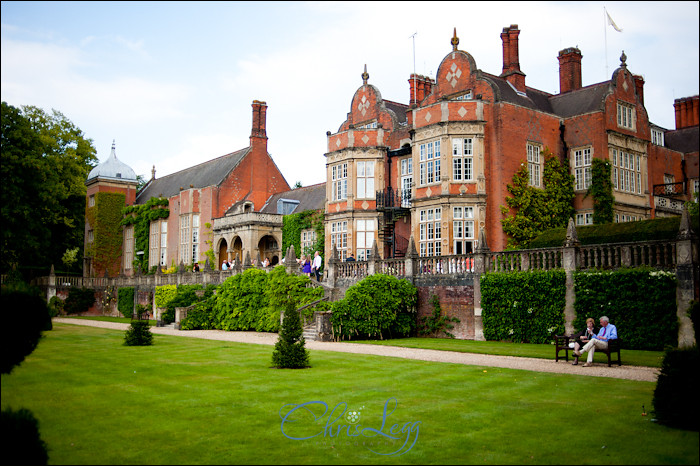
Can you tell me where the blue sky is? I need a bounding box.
[2,1,698,188]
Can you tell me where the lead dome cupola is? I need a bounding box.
[86,140,137,182]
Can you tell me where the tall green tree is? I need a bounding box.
[1,102,98,277]
[500,149,575,249]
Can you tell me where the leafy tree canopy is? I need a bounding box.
[500,149,575,249]
[1,102,98,277]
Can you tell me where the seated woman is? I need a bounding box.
[571,317,597,365]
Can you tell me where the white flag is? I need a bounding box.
[606,11,623,32]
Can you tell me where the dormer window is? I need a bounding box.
[277,199,300,215]
[651,128,664,146]
[452,91,472,101]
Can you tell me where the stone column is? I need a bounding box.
[562,218,580,335]
[404,236,418,283]
[326,245,338,289]
[675,206,698,348]
[472,229,490,341]
[46,264,57,304]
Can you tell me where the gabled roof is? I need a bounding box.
[260,182,326,215]
[664,126,699,154]
[135,148,249,204]
[549,82,610,118]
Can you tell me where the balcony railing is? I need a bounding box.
[653,182,685,198]
[376,188,411,209]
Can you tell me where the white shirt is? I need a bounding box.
[313,255,322,269]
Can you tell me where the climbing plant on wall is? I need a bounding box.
[500,149,575,249]
[282,210,324,257]
[587,158,614,224]
[121,197,169,273]
[85,192,126,276]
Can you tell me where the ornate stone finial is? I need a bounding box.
[476,228,490,253]
[564,217,580,247]
[406,235,418,258]
[371,240,380,260]
[112,139,116,151]
[451,27,459,51]
[677,204,697,240]
[49,264,56,277]
[330,244,338,263]
[362,64,369,85]
[288,245,297,265]
[620,50,627,68]
[244,251,252,267]
[203,258,212,272]
[151,165,156,180]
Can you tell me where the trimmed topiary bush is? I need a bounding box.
[124,321,153,346]
[117,287,135,319]
[271,301,309,369]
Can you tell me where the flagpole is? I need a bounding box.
[604,6,608,79]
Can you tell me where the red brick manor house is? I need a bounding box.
[83,25,698,277]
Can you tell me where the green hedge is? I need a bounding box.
[528,214,699,249]
[117,287,134,319]
[481,270,566,343]
[181,266,323,332]
[330,274,418,340]
[573,268,678,350]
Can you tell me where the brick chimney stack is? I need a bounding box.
[557,47,582,94]
[408,74,434,106]
[500,24,526,92]
[633,75,645,107]
[250,100,268,143]
[674,95,700,130]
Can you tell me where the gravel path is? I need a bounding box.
[53,318,659,382]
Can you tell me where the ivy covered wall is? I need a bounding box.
[282,210,324,258]
[85,192,126,277]
[121,197,169,273]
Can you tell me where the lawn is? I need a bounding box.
[1,323,697,465]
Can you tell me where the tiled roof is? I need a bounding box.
[549,82,610,118]
[664,126,699,154]
[135,148,249,204]
[260,182,326,214]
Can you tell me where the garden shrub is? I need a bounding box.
[117,287,135,319]
[573,268,677,350]
[161,284,213,325]
[63,287,95,314]
[48,296,64,317]
[652,300,699,431]
[418,294,460,338]
[180,296,218,330]
[1,282,51,374]
[481,270,566,343]
[330,274,417,340]
[154,285,177,309]
[0,407,49,465]
[271,301,309,369]
[124,320,153,346]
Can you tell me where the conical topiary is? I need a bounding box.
[271,301,309,368]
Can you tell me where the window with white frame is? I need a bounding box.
[87,229,94,244]
[419,207,442,256]
[576,213,593,225]
[330,221,348,261]
[358,121,377,129]
[149,221,160,268]
[452,138,473,182]
[355,219,376,261]
[356,161,375,199]
[419,140,441,185]
[191,214,199,265]
[160,221,167,266]
[400,157,413,207]
[88,195,95,207]
[651,128,664,146]
[574,148,592,191]
[527,143,542,187]
[452,91,472,101]
[179,214,190,264]
[301,228,316,255]
[617,101,635,130]
[453,206,474,255]
[331,163,348,201]
[611,148,641,194]
[123,225,133,271]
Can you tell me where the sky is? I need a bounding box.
[2,1,698,188]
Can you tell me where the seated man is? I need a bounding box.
[575,316,617,367]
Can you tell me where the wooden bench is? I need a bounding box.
[554,335,622,367]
